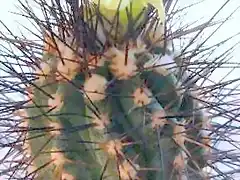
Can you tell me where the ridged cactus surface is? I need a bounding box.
[21,42,211,180]
[4,0,240,180]
[13,1,212,179]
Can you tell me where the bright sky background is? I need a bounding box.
[0,0,240,179]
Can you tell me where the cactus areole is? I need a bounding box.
[17,0,212,179]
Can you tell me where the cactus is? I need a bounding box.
[0,0,240,180]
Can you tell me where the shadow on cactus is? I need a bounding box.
[0,0,240,179]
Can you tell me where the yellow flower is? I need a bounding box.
[93,0,165,25]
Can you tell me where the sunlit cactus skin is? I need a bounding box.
[4,1,216,180]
